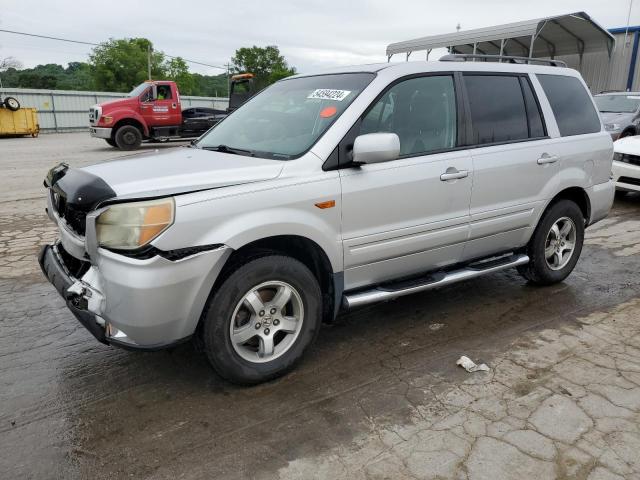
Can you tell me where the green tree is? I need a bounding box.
[231,45,296,89]
[166,57,195,95]
[89,38,165,92]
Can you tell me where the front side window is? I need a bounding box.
[538,74,601,137]
[464,75,529,145]
[360,75,457,156]
[197,73,375,160]
[156,85,172,100]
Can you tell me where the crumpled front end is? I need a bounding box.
[39,164,232,349]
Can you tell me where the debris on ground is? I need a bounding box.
[456,355,490,373]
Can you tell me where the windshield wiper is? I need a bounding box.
[201,144,254,156]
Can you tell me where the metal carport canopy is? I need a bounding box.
[386,12,614,60]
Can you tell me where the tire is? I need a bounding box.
[619,130,635,139]
[202,255,322,385]
[615,190,629,199]
[114,125,142,150]
[517,200,585,285]
[105,138,117,147]
[4,97,20,111]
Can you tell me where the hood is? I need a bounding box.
[613,135,640,155]
[98,97,139,112]
[600,111,634,126]
[81,147,284,199]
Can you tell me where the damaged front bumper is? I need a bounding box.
[38,241,231,350]
[38,243,109,344]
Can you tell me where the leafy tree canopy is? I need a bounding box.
[231,45,296,89]
[0,39,295,97]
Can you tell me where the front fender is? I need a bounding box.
[152,174,344,272]
[102,109,149,136]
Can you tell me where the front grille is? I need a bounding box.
[57,243,91,278]
[619,176,640,186]
[64,206,87,235]
[615,153,640,166]
[52,190,87,235]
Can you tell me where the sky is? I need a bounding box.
[1,0,639,76]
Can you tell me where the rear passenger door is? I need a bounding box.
[340,74,473,289]
[461,73,558,262]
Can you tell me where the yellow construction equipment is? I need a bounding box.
[0,108,39,137]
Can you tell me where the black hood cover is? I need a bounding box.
[46,163,116,213]
[45,163,116,235]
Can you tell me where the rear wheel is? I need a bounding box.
[3,97,20,111]
[114,125,142,150]
[517,200,585,285]
[201,255,322,385]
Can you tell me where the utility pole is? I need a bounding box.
[147,43,152,80]
[225,62,232,99]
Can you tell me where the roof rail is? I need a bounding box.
[440,54,567,67]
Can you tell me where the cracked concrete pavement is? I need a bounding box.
[1,133,640,479]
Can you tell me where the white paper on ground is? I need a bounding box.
[456,355,490,373]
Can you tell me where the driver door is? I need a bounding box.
[140,84,181,127]
[340,74,473,290]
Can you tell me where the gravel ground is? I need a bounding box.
[1,133,639,480]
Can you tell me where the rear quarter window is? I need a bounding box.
[537,74,601,137]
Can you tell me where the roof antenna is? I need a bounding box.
[456,23,461,32]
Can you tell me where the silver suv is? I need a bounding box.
[39,57,614,384]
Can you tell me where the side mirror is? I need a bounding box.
[352,133,400,165]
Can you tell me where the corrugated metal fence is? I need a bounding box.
[1,88,229,132]
[558,30,639,94]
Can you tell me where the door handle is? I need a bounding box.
[440,168,469,181]
[537,153,558,165]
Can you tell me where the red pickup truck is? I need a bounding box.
[89,75,255,150]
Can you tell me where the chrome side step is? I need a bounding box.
[342,253,529,309]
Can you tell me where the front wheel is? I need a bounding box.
[114,125,142,150]
[517,200,585,285]
[105,138,117,147]
[202,255,322,385]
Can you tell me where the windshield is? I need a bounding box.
[594,94,640,113]
[197,73,375,159]
[128,83,151,97]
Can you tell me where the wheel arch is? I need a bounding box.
[545,187,591,224]
[112,115,148,138]
[205,235,341,328]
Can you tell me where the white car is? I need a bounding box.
[613,136,640,193]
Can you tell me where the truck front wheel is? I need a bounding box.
[105,138,117,147]
[114,125,142,150]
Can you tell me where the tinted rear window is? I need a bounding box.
[464,75,529,145]
[537,74,601,136]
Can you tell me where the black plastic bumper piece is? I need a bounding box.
[38,244,108,344]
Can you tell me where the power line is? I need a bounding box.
[0,28,227,70]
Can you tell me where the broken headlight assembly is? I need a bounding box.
[96,198,175,250]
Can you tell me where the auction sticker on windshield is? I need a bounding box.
[308,89,352,101]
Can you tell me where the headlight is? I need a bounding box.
[96,198,175,250]
[613,152,623,161]
[605,123,621,132]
